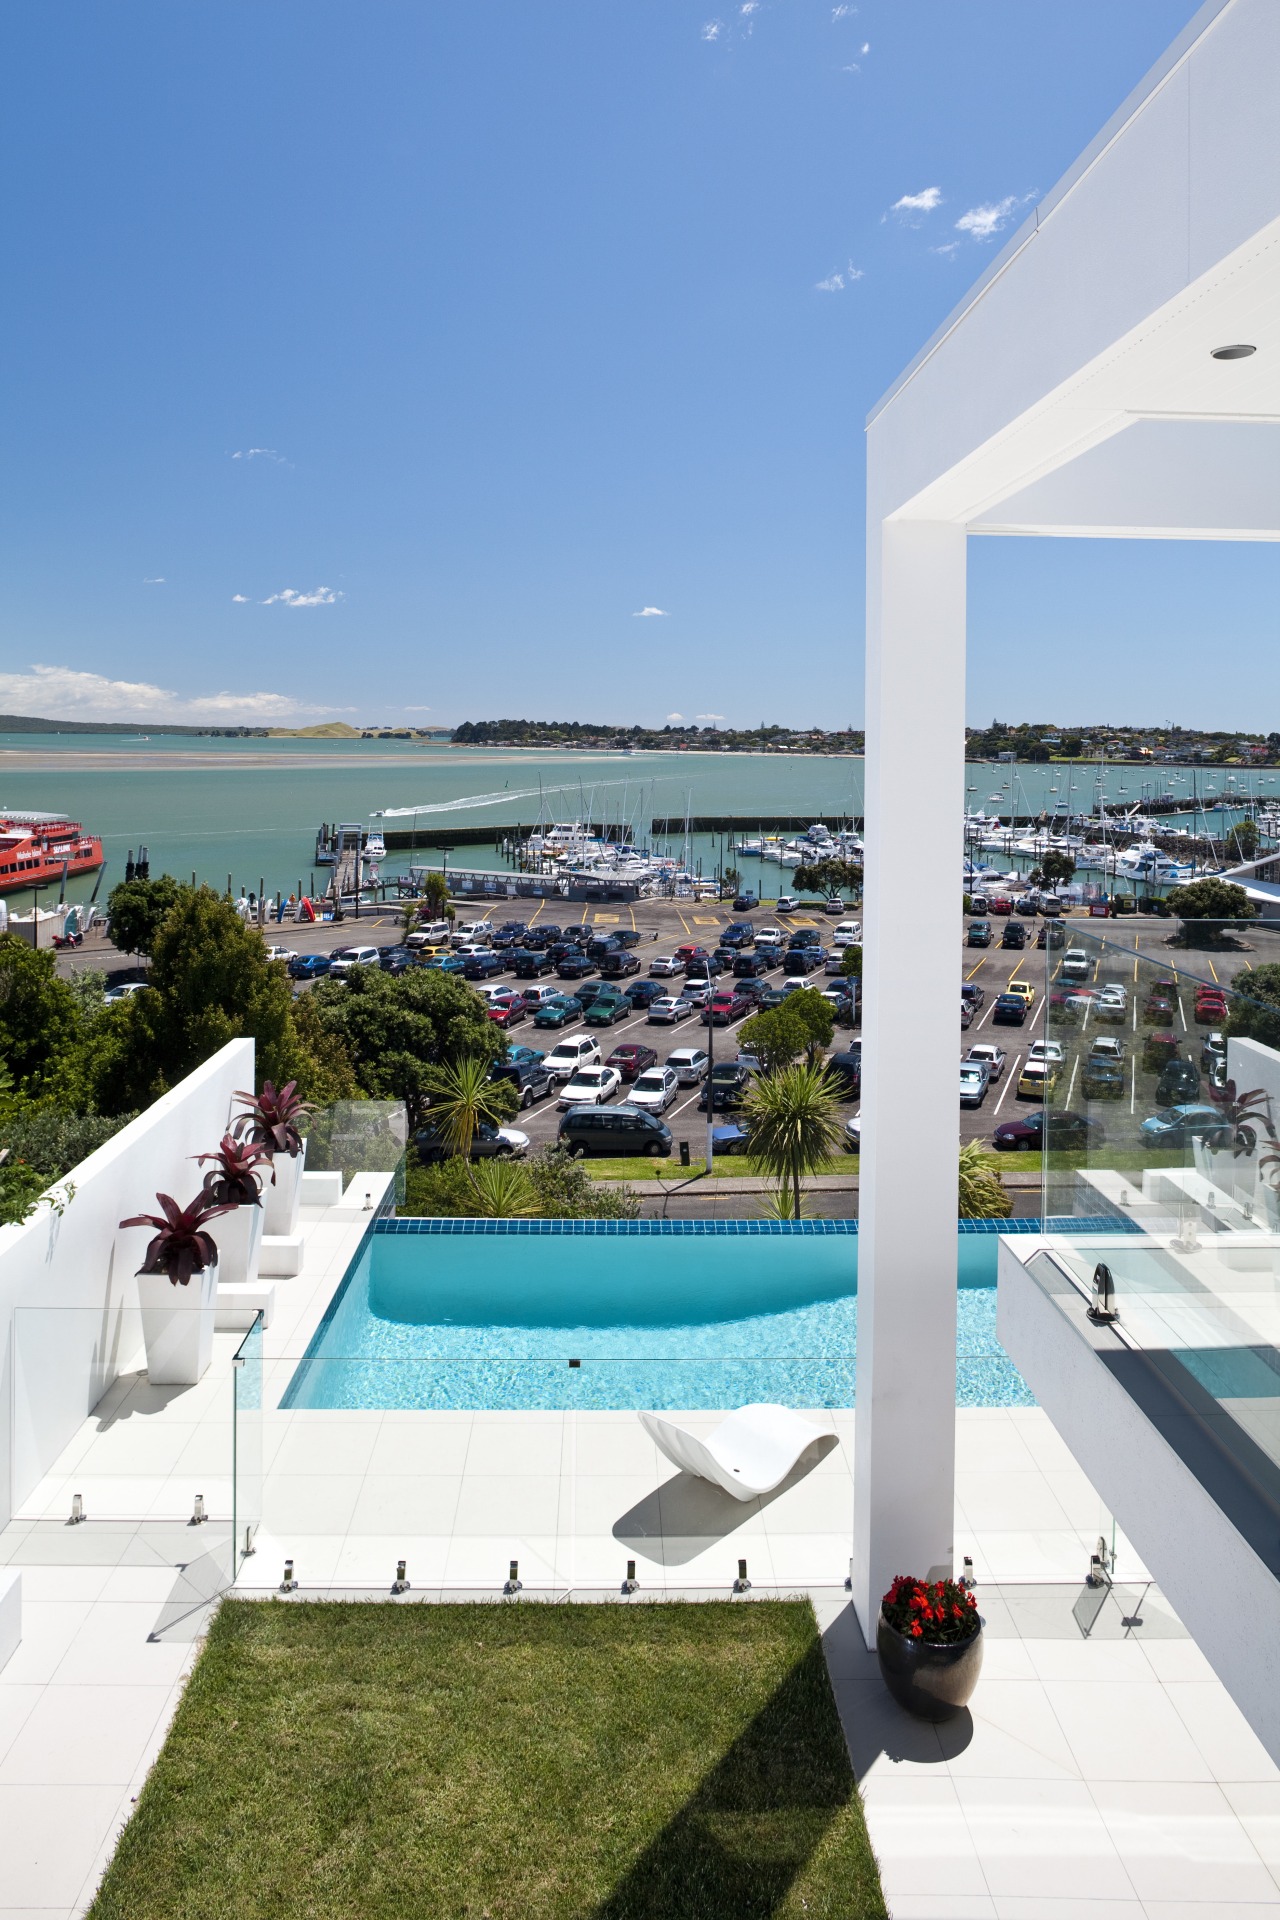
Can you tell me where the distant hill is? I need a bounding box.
[264,722,362,738]
[0,713,267,737]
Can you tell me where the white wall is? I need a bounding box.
[0,1039,253,1525]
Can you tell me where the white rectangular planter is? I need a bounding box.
[263,1141,306,1237]
[210,1200,264,1287]
[138,1260,219,1386]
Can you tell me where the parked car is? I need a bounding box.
[675,943,710,967]
[377,945,418,975]
[776,895,800,913]
[520,984,565,1013]
[587,936,621,963]
[703,988,751,1025]
[1200,1030,1226,1073]
[1027,1040,1064,1065]
[104,979,153,1004]
[960,1000,974,1030]
[710,1119,753,1155]
[1059,949,1092,983]
[755,986,788,1011]
[1088,1037,1127,1065]
[557,1104,672,1158]
[783,947,824,976]
[1017,1059,1060,1100]
[1156,1057,1201,1106]
[754,942,785,969]
[965,1043,1006,1081]
[960,1062,991,1107]
[1013,894,1039,918]
[699,1062,752,1111]
[288,953,333,980]
[598,951,641,979]
[1141,1030,1181,1072]
[488,993,528,1029]
[732,891,759,911]
[733,952,769,979]
[512,948,555,978]
[831,920,861,948]
[532,994,583,1029]
[1036,923,1067,949]
[666,1046,710,1085]
[649,954,683,977]
[1001,922,1028,950]
[993,1110,1103,1150]
[681,981,713,1009]
[462,951,506,980]
[754,925,784,946]
[415,1120,529,1163]
[543,1036,601,1079]
[628,1066,679,1114]
[489,1059,554,1108]
[843,1114,861,1152]
[733,979,770,1008]
[623,978,667,1010]
[1081,1059,1125,1100]
[967,921,993,947]
[557,1065,622,1110]
[557,952,595,979]
[1139,1104,1232,1149]
[826,1047,862,1097]
[606,1042,658,1083]
[987,895,1013,916]
[992,993,1028,1026]
[960,983,985,1012]
[787,927,823,948]
[720,922,756,949]
[1095,989,1128,1023]
[647,995,693,1025]
[583,992,632,1027]
[328,945,381,974]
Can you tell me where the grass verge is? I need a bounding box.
[89,1599,886,1920]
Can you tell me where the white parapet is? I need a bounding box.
[0,1572,20,1675]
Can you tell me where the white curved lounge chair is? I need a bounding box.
[639,1404,834,1502]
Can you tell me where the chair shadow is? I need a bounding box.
[612,1435,840,1567]
[589,1639,857,1920]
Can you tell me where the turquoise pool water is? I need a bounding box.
[282,1221,1041,1412]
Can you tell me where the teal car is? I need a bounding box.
[583,992,630,1027]
[422,955,467,975]
[533,995,582,1029]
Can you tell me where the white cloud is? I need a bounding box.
[0,663,335,723]
[954,191,1036,240]
[632,606,670,618]
[932,241,961,259]
[231,593,249,603]
[666,712,685,725]
[831,3,853,17]
[231,447,284,463]
[739,1,759,13]
[142,576,165,585]
[859,40,870,53]
[260,586,343,608]
[701,20,723,39]
[696,713,726,725]
[402,705,433,712]
[890,187,943,224]
[815,273,844,292]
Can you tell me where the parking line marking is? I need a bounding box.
[1177,995,1187,1032]
[1066,1054,1079,1106]
[965,959,985,979]
[670,1089,704,1121]
[992,1058,1018,1115]
[1208,957,1219,983]
[1130,1057,1137,1114]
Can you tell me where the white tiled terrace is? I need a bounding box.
[2,1184,1279,1917]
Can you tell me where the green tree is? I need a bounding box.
[0,936,86,1095]
[1039,849,1076,890]
[306,967,506,1129]
[1229,819,1261,863]
[523,1147,639,1219]
[1164,878,1255,946]
[738,1004,810,1074]
[1224,963,1280,1053]
[839,944,863,979]
[0,1105,132,1183]
[99,886,304,1110]
[742,1060,844,1218]
[419,872,454,919]
[789,990,836,1063]
[792,858,862,899]
[958,1142,1012,1219]
[105,876,183,957]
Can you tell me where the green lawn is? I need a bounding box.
[90,1599,886,1920]
[586,1155,853,1182]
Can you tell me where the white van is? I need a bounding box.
[1060,948,1092,983]
[832,920,862,948]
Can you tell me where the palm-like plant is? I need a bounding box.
[233,1079,315,1159]
[466,1158,540,1218]
[958,1142,1012,1219]
[119,1190,236,1286]
[426,1056,513,1160]
[742,1060,843,1220]
[194,1132,274,1205]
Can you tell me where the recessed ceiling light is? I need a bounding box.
[1211,344,1256,360]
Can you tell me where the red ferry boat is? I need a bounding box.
[0,812,105,894]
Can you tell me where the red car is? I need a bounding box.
[488,993,527,1029]
[675,943,710,967]
[702,989,751,1026]
[987,895,1013,916]
[605,1042,658,1083]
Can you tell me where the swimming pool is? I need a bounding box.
[281,1219,1059,1412]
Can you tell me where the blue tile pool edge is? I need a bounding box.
[373,1215,1139,1237]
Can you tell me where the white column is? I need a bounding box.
[852,517,967,1642]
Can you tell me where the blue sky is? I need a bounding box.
[3,0,1269,732]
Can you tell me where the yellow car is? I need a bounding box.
[416,943,451,960]
[1017,1059,1060,1100]
[1005,978,1036,1008]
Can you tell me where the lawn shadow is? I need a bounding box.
[589,1637,863,1920]
[612,1437,840,1568]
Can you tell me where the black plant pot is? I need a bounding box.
[876,1609,984,1722]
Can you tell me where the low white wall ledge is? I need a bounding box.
[259,1235,303,1277]
[300,1171,344,1207]
[0,1572,21,1675]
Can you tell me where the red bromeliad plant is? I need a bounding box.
[882,1575,980,1645]
[194,1133,274,1205]
[119,1191,236,1287]
[233,1079,315,1159]
[1206,1081,1275,1160]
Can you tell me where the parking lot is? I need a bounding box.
[65,894,1280,1181]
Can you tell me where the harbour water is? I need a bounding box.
[0,732,1271,905]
